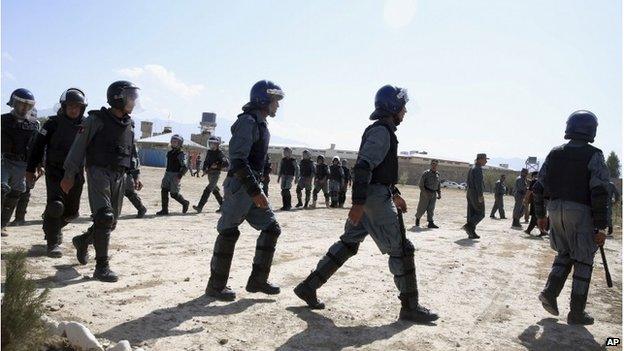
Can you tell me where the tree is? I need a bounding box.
[606,151,621,179]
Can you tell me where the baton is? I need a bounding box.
[600,246,613,288]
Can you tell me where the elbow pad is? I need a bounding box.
[591,185,609,229]
[231,159,261,196]
[352,160,372,205]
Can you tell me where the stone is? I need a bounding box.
[107,340,131,351]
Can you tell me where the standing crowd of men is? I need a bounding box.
[1,81,619,326]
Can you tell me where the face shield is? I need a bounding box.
[121,87,141,113]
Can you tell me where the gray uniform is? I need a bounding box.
[217,115,276,232]
[490,179,507,218]
[513,176,527,220]
[466,164,485,227]
[536,141,610,318]
[64,115,135,217]
[298,121,422,310]
[415,169,440,223]
[161,152,187,194]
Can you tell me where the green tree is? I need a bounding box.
[606,151,621,179]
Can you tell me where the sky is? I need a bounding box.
[1,0,621,164]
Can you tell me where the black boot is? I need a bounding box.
[415,218,420,227]
[294,240,358,309]
[46,242,63,258]
[214,189,223,213]
[11,189,30,226]
[427,221,439,229]
[127,192,146,218]
[608,226,613,236]
[72,227,93,265]
[304,190,311,208]
[194,187,211,213]
[539,256,572,316]
[45,225,63,258]
[512,218,523,228]
[171,193,189,213]
[246,223,281,295]
[156,189,169,216]
[280,190,290,210]
[296,189,303,208]
[1,191,20,230]
[568,292,594,325]
[398,293,439,323]
[206,228,240,301]
[92,229,118,282]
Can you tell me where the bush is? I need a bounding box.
[1,250,50,351]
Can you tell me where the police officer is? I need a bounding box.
[490,174,507,219]
[262,156,272,197]
[26,88,87,256]
[294,85,438,323]
[512,168,529,228]
[62,81,142,282]
[194,136,229,213]
[194,154,202,177]
[124,144,147,218]
[338,159,352,208]
[277,147,298,211]
[327,156,344,208]
[1,88,39,237]
[205,80,284,301]
[607,181,619,236]
[312,155,330,208]
[535,110,610,325]
[414,159,441,228]
[156,134,190,215]
[296,149,315,208]
[524,171,546,236]
[463,153,488,239]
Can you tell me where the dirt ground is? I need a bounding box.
[1,166,621,351]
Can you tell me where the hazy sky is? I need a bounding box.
[2,0,621,162]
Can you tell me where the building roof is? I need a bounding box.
[136,133,208,150]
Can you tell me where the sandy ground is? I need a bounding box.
[1,166,621,351]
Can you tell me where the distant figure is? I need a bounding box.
[414,159,441,228]
[490,174,507,219]
[296,150,315,208]
[277,147,299,211]
[328,156,344,208]
[512,168,529,228]
[193,136,228,213]
[524,171,546,236]
[156,134,190,215]
[463,153,488,239]
[194,154,202,177]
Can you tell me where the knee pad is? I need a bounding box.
[263,221,282,237]
[94,207,115,229]
[339,239,360,255]
[45,200,65,218]
[218,227,241,242]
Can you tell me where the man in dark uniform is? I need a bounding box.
[194,136,229,213]
[296,149,315,208]
[124,144,147,218]
[512,168,529,228]
[26,88,88,257]
[328,156,344,208]
[262,156,272,197]
[414,159,442,228]
[463,153,488,239]
[205,80,285,301]
[535,110,610,325]
[524,172,546,236]
[490,174,507,219]
[338,159,352,208]
[62,81,142,282]
[277,147,298,211]
[312,155,330,208]
[294,85,438,323]
[1,88,39,237]
[156,134,190,215]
